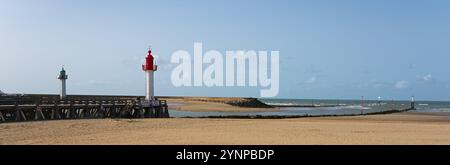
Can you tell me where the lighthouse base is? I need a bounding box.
[142,107,169,118]
[141,100,169,118]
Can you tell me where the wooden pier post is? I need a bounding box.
[51,101,61,120]
[68,102,75,119]
[136,99,145,118]
[35,104,46,120]
[164,106,169,118]
[0,111,5,122]
[16,109,26,121]
[14,100,27,121]
[111,101,117,118]
[96,101,105,118]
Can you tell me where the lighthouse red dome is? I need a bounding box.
[142,48,157,71]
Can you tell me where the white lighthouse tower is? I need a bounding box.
[57,67,68,100]
[142,48,157,101]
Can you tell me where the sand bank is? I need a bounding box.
[164,97,277,112]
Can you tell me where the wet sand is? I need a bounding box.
[0,112,449,145]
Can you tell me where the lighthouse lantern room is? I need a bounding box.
[57,67,68,100]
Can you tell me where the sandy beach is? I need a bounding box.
[1,112,449,145]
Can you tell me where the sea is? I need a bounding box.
[169,99,450,117]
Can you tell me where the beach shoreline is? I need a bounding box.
[1,96,449,145]
[0,112,449,145]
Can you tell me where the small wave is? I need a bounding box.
[366,103,378,106]
[266,103,297,106]
[342,105,371,110]
[416,108,450,112]
[365,103,388,106]
[418,104,429,106]
[436,108,450,112]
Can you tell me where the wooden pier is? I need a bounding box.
[0,94,169,123]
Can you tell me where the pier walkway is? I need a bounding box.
[0,94,169,123]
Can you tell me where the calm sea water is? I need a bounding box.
[169,99,450,117]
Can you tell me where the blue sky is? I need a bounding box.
[1,0,449,101]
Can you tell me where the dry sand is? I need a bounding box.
[0,112,449,145]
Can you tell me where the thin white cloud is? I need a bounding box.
[424,74,432,81]
[121,55,173,70]
[297,76,318,91]
[408,64,417,70]
[88,80,108,85]
[304,66,322,74]
[305,76,317,84]
[120,56,142,66]
[395,80,409,89]
[154,55,174,70]
[419,74,433,81]
[357,79,390,89]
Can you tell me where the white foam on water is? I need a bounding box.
[436,108,450,112]
[266,102,297,106]
[342,105,372,110]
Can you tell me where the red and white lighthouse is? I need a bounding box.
[142,48,157,101]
